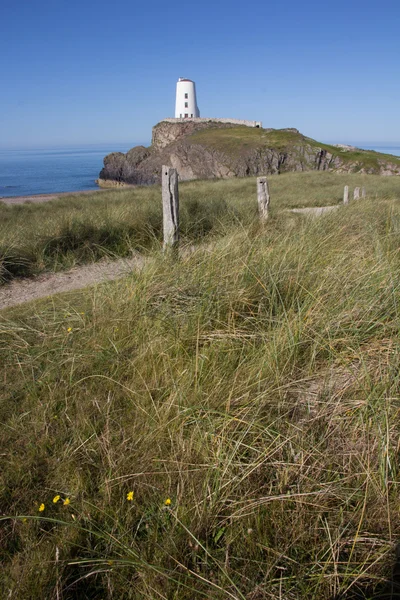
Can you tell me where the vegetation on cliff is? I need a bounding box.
[1,182,400,598]
[98,121,400,186]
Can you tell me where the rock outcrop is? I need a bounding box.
[98,121,400,187]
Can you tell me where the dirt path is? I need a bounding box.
[0,254,146,310]
[289,206,340,216]
[0,202,339,310]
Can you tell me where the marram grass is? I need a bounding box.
[0,171,399,281]
[1,191,400,598]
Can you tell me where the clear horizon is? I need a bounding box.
[1,0,399,147]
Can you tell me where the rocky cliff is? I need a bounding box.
[98,121,400,187]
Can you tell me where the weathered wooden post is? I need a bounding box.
[343,185,349,205]
[361,186,366,198]
[257,177,270,222]
[354,187,360,200]
[162,166,179,252]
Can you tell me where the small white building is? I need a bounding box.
[175,78,200,119]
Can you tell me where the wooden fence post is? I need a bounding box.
[257,177,270,222]
[343,185,349,205]
[162,166,179,252]
[354,187,360,200]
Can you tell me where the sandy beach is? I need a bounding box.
[0,188,110,205]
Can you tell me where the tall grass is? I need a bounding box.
[1,193,400,598]
[1,172,399,281]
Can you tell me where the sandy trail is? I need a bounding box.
[0,254,146,310]
[0,192,340,310]
[289,206,340,216]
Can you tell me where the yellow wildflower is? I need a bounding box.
[164,498,172,506]
[38,503,45,512]
[126,491,134,501]
[53,495,61,504]
[63,498,70,506]
[67,327,72,333]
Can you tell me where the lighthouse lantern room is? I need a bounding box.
[175,78,200,119]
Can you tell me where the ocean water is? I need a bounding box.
[364,146,400,157]
[0,144,135,198]
[0,143,399,199]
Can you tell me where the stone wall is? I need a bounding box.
[162,117,263,128]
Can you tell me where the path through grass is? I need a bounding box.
[1,172,398,281]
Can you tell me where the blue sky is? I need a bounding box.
[1,0,399,148]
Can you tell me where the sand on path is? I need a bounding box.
[0,254,146,311]
[0,201,339,311]
[289,206,340,216]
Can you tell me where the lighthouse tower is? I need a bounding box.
[175,78,200,119]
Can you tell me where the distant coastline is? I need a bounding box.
[0,142,399,199]
[0,188,110,205]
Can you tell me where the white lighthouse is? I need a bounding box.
[175,78,200,119]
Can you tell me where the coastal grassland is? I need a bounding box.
[189,126,321,154]
[188,126,400,171]
[188,125,303,152]
[0,171,399,282]
[1,196,400,599]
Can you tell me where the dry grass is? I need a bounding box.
[0,171,399,281]
[1,182,400,599]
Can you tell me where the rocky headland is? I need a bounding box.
[98,120,400,187]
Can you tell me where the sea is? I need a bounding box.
[0,143,399,199]
[0,144,137,199]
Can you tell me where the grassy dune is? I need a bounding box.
[1,176,400,598]
[0,172,399,281]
